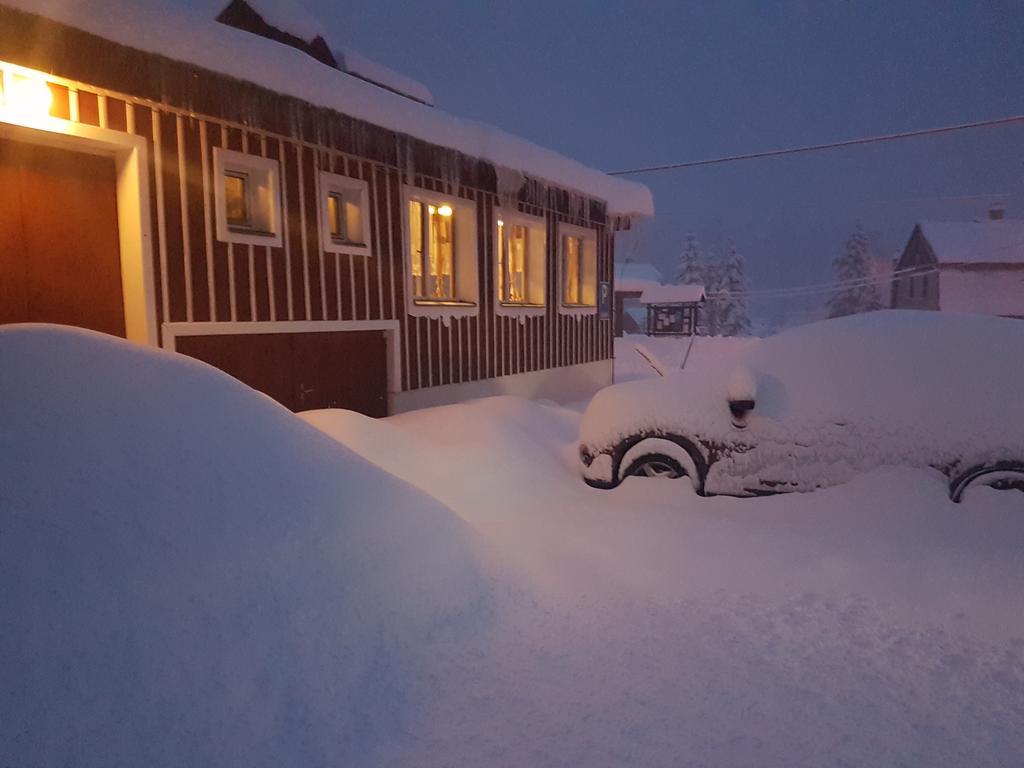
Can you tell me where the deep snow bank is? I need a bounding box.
[0,325,492,767]
[304,396,1024,767]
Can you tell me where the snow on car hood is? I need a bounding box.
[582,312,1024,483]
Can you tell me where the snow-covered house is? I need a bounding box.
[613,260,663,336]
[0,0,652,415]
[891,208,1024,319]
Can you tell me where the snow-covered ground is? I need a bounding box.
[3,324,1024,767]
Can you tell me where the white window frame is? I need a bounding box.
[403,186,479,319]
[494,208,547,318]
[213,147,282,247]
[557,222,598,317]
[319,171,372,257]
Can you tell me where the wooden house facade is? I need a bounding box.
[0,2,650,415]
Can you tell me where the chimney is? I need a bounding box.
[988,203,1006,221]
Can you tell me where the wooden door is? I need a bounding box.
[175,331,389,416]
[291,330,388,415]
[0,138,125,336]
[174,332,294,406]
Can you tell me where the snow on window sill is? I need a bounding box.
[496,301,547,319]
[408,299,479,322]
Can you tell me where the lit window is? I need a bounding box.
[213,148,282,247]
[564,235,583,305]
[408,201,455,299]
[404,188,478,315]
[558,223,598,314]
[319,172,371,256]
[224,171,251,230]
[495,210,546,313]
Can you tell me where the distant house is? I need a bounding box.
[0,0,652,415]
[892,208,1024,319]
[640,284,705,336]
[613,261,663,336]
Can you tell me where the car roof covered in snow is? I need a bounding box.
[640,284,705,304]
[919,219,1024,265]
[0,0,653,217]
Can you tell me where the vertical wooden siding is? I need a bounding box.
[46,78,614,394]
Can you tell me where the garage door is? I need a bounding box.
[0,138,125,336]
[175,330,389,416]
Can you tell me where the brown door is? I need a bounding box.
[0,138,125,337]
[175,331,389,416]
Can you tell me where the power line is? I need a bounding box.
[704,265,937,302]
[607,115,1024,176]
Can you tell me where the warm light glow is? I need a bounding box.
[4,73,52,122]
[437,204,454,217]
[497,219,504,227]
[428,204,436,214]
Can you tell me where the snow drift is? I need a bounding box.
[0,324,493,767]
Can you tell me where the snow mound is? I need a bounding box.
[304,396,582,514]
[0,324,493,767]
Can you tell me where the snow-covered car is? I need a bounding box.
[580,312,1024,501]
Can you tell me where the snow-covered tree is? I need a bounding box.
[700,249,723,336]
[827,228,882,318]
[675,233,706,285]
[714,244,752,336]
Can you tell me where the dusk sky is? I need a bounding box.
[310,0,1023,321]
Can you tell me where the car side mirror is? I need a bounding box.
[726,368,757,429]
[728,398,755,428]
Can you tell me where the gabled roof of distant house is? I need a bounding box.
[918,219,1024,265]
[0,0,653,216]
[615,261,664,293]
[640,284,705,305]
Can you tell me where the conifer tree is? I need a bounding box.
[675,233,706,285]
[715,244,752,336]
[827,228,882,318]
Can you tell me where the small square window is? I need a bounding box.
[319,171,371,256]
[213,148,282,247]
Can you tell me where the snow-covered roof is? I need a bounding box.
[640,284,705,304]
[919,219,1024,265]
[218,0,435,103]
[332,47,434,106]
[615,261,663,293]
[2,0,652,216]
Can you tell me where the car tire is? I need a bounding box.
[622,454,686,480]
[949,462,1024,503]
[614,435,708,494]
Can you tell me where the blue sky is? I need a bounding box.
[308,0,1023,310]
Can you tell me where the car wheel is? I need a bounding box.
[624,454,685,480]
[615,436,707,494]
[949,462,1024,503]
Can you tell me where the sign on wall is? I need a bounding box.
[598,281,611,319]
